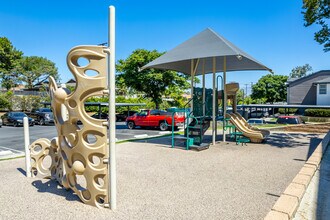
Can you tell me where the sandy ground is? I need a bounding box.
[0,131,323,220]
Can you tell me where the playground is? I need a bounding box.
[1,5,329,219]
[0,130,324,219]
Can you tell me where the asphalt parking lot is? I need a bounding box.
[0,122,170,153]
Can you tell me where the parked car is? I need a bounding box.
[116,110,138,122]
[27,108,54,125]
[247,118,265,125]
[0,118,2,128]
[1,112,35,127]
[276,116,304,124]
[126,109,185,131]
[249,110,269,118]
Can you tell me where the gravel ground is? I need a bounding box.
[0,131,323,220]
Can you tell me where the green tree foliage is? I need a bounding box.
[289,64,313,78]
[251,74,288,103]
[0,37,23,89]
[302,0,330,52]
[116,49,190,109]
[18,56,59,89]
[0,93,10,110]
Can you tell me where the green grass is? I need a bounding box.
[0,155,25,161]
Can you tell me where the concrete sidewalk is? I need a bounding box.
[294,135,330,219]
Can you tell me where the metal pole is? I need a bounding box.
[223,56,227,142]
[108,5,116,210]
[190,59,194,112]
[23,117,31,177]
[212,57,216,145]
[202,59,205,116]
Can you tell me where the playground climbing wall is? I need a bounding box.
[29,45,110,208]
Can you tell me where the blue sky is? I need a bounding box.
[1,0,329,94]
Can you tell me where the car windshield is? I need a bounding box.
[277,117,298,124]
[12,112,27,117]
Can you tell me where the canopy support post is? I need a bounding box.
[212,57,216,145]
[202,59,206,116]
[190,60,194,112]
[223,56,227,143]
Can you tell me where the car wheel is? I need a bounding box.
[40,118,45,125]
[127,121,135,129]
[14,122,18,127]
[159,122,168,131]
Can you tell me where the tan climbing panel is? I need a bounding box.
[30,45,110,208]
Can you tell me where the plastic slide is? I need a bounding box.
[225,113,265,143]
[232,113,270,137]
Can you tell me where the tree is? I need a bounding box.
[251,74,288,103]
[289,64,313,78]
[17,56,59,89]
[302,0,330,52]
[116,49,190,109]
[0,37,23,89]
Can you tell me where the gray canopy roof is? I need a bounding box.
[143,28,271,75]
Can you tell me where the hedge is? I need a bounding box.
[304,109,330,117]
[278,108,298,114]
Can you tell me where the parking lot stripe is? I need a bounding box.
[134,134,148,138]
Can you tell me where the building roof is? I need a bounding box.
[287,70,330,86]
[314,77,330,84]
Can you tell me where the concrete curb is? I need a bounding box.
[265,131,330,220]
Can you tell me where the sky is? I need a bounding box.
[1,0,329,95]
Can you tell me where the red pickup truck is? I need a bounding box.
[126,109,185,131]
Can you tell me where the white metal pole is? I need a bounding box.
[223,56,227,142]
[23,117,31,177]
[108,5,116,210]
[212,57,216,145]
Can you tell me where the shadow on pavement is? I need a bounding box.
[17,168,26,176]
[32,179,80,202]
[266,133,320,150]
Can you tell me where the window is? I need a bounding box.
[319,84,327,95]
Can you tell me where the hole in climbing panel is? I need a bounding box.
[84,69,99,77]
[83,133,97,144]
[77,57,89,67]
[75,120,83,130]
[61,104,69,122]
[32,144,42,154]
[94,175,105,188]
[76,175,87,191]
[96,195,105,205]
[31,168,38,177]
[89,154,102,166]
[42,155,52,170]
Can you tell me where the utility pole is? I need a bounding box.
[244,84,249,103]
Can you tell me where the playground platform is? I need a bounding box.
[0,131,328,219]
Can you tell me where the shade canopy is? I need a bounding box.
[143,28,271,75]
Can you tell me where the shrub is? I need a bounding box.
[304,109,330,117]
[278,108,298,114]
